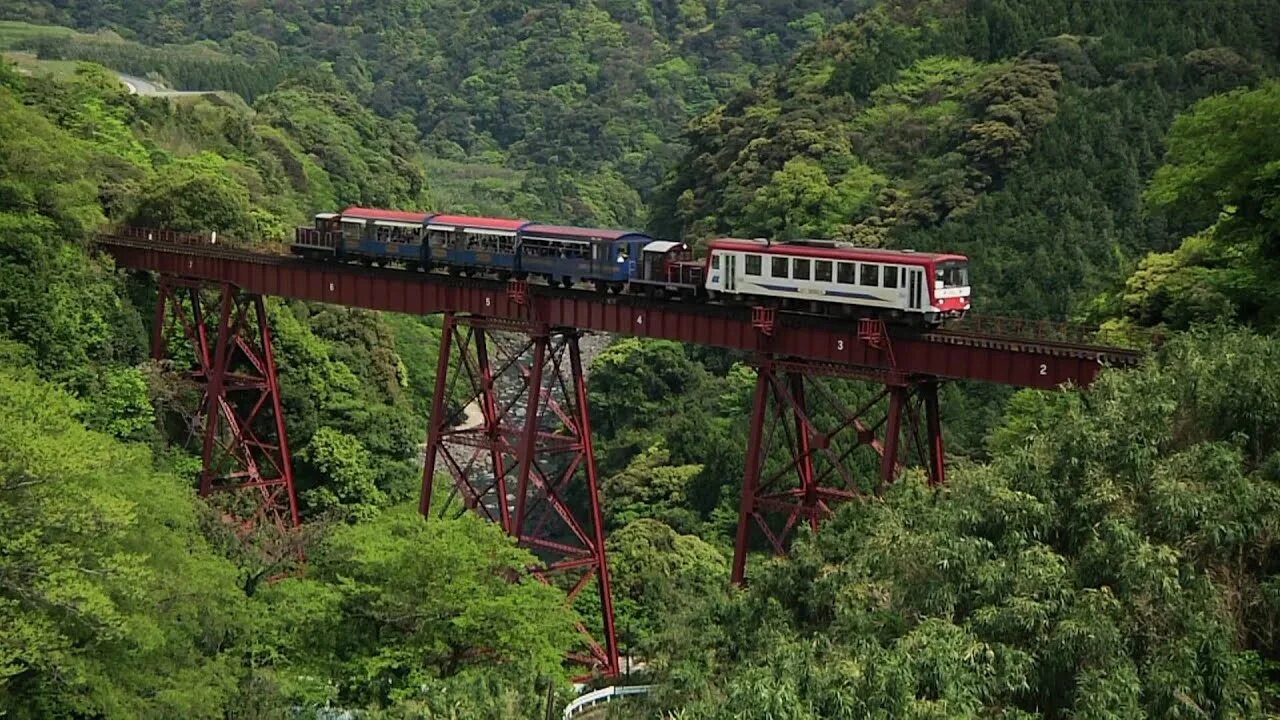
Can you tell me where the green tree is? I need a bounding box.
[603,442,703,533]
[264,504,578,710]
[296,426,385,522]
[1117,81,1280,329]
[0,367,256,718]
[129,153,255,237]
[606,518,728,649]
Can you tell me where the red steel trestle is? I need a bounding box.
[420,313,619,679]
[731,358,945,585]
[151,279,301,543]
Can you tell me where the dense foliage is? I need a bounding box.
[3,0,1280,716]
[624,329,1280,718]
[2,0,887,227]
[0,60,580,717]
[654,0,1280,318]
[1105,81,1280,333]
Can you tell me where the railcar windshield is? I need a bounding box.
[935,261,969,288]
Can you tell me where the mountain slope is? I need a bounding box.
[653,0,1280,318]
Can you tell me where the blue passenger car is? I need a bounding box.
[336,206,432,265]
[518,224,651,290]
[425,214,527,275]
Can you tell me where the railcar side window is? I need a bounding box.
[745,255,762,275]
[837,262,856,284]
[772,257,789,278]
[861,263,880,287]
[711,255,721,270]
[815,260,832,282]
[793,258,810,280]
[884,266,899,289]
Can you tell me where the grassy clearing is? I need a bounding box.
[422,156,532,216]
[2,50,83,80]
[0,20,89,50]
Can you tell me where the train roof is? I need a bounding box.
[427,214,529,233]
[706,238,968,264]
[340,206,431,223]
[521,224,651,243]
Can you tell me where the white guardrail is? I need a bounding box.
[562,685,654,719]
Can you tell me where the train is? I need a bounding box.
[292,206,971,326]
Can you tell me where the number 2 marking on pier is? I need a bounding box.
[1039,363,1047,376]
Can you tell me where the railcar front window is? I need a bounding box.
[935,261,969,287]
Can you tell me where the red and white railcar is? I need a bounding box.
[703,238,970,325]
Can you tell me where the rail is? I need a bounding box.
[563,685,654,719]
[945,314,1155,349]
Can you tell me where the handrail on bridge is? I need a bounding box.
[562,685,654,719]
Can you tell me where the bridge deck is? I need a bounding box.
[96,233,1143,390]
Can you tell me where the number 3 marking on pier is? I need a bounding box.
[837,340,845,351]
[1039,363,1047,376]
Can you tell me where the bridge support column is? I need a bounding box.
[151,280,301,552]
[420,314,619,679]
[730,360,945,585]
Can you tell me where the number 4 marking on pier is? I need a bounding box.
[636,314,644,325]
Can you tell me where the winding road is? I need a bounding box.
[116,72,209,97]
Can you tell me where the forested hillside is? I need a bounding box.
[654,0,1280,318]
[2,0,1280,717]
[0,61,584,716]
[3,0,881,227]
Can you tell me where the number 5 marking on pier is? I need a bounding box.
[485,296,492,308]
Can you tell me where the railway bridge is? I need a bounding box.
[96,228,1145,679]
